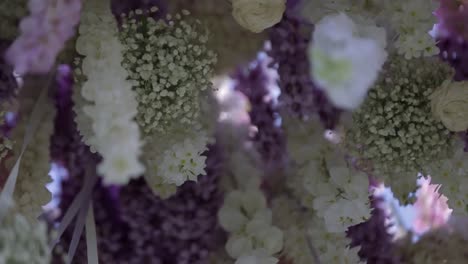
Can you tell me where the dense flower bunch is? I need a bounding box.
[75,0,144,185]
[346,56,454,175]
[0,0,468,263]
[218,189,283,263]
[119,8,217,136]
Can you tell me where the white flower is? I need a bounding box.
[310,12,387,110]
[250,225,284,255]
[235,250,278,264]
[231,0,286,33]
[226,235,254,259]
[218,206,249,233]
[158,132,209,186]
[431,80,468,132]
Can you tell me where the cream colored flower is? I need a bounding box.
[431,80,468,132]
[231,0,286,33]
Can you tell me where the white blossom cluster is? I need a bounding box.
[301,0,439,59]
[144,129,210,198]
[0,213,50,263]
[284,117,369,262]
[218,188,283,264]
[387,0,439,59]
[120,8,217,136]
[74,0,144,185]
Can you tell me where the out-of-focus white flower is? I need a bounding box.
[227,235,254,258]
[431,80,468,132]
[231,0,286,33]
[235,250,278,264]
[310,12,387,110]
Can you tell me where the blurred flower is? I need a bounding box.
[310,13,387,110]
[431,80,468,132]
[5,0,81,74]
[231,0,286,33]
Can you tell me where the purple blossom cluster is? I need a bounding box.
[232,54,288,171]
[5,0,81,75]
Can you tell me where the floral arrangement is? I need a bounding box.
[0,0,467,263]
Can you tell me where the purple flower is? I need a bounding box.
[347,195,402,264]
[232,53,288,171]
[5,0,81,75]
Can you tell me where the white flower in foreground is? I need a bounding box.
[231,0,286,33]
[431,80,468,132]
[310,12,387,110]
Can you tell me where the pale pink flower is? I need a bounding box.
[412,174,453,236]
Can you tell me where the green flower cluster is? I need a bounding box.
[346,56,454,174]
[0,213,50,263]
[120,8,217,136]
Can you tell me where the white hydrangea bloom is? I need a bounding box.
[75,0,144,184]
[310,13,387,110]
[219,188,284,262]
